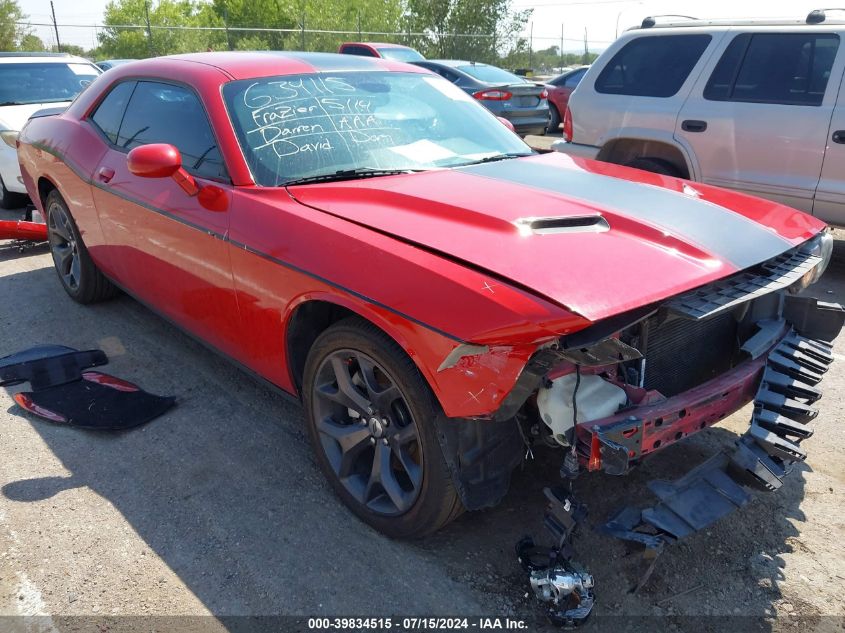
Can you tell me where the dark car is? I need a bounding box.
[96,59,135,71]
[338,42,424,62]
[412,60,549,136]
[545,66,588,132]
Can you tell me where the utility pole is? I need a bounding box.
[357,12,362,39]
[224,5,231,51]
[528,21,533,69]
[300,9,305,50]
[50,1,61,52]
[560,23,564,69]
[583,27,588,64]
[144,0,154,57]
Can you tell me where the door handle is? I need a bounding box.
[833,130,845,144]
[97,167,115,183]
[682,119,707,133]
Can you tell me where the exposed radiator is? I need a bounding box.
[642,312,739,397]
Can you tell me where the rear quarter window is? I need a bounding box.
[704,32,840,106]
[595,34,712,97]
[90,81,136,144]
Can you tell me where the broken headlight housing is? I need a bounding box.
[795,227,834,291]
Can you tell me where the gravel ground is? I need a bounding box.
[1,210,843,633]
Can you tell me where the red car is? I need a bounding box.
[17,54,840,555]
[338,42,425,62]
[545,66,588,132]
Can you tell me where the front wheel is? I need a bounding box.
[303,318,463,538]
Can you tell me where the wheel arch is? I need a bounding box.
[283,294,434,400]
[36,175,60,211]
[597,133,696,180]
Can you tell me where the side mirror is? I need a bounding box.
[127,143,182,178]
[127,143,201,198]
[497,116,515,133]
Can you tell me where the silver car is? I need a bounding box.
[551,10,845,226]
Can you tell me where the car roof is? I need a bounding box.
[343,42,413,49]
[423,60,487,68]
[0,53,94,65]
[633,9,845,30]
[153,51,426,80]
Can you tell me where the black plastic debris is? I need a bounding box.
[1,345,175,430]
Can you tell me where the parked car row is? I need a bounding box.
[552,9,845,226]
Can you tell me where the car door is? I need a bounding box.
[675,30,843,213]
[89,80,242,358]
[814,61,845,225]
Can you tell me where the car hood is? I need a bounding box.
[289,153,823,323]
[0,102,71,131]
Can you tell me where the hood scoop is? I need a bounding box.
[515,215,610,236]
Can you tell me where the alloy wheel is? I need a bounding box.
[312,349,423,516]
[48,201,81,292]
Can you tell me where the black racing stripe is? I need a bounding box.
[462,160,795,270]
[30,141,464,343]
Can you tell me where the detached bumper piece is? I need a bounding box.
[1,344,175,430]
[601,321,838,585]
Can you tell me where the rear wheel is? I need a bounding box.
[46,190,117,304]
[0,175,26,210]
[624,157,683,177]
[547,104,561,133]
[303,318,463,538]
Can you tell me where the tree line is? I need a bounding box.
[1,0,540,67]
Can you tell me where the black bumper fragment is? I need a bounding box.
[601,311,841,555]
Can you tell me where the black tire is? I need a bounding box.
[624,157,683,177]
[45,189,117,304]
[547,104,561,133]
[0,174,26,210]
[303,317,463,538]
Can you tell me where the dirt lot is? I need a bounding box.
[1,211,844,633]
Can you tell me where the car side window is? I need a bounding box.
[342,45,376,57]
[564,68,586,88]
[115,81,226,181]
[428,65,460,82]
[595,34,712,97]
[704,33,840,106]
[89,81,136,144]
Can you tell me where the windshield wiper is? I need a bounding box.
[282,167,424,187]
[0,101,25,106]
[456,152,534,167]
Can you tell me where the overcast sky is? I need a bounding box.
[17,0,832,52]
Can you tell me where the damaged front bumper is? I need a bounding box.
[601,307,839,550]
[520,295,843,625]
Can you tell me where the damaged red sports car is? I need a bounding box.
[17,53,842,608]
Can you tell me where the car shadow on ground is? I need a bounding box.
[2,242,841,631]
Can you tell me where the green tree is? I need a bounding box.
[405,0,530,63]
[1,0,28,50]
[98,0,226,59]
[18,33,44,52]
[211,0,296,51]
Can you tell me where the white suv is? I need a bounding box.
[0,53,100,208]
[551,9,845,226]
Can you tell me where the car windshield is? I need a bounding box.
[0,62,100,105]
[223,71,532,187]
[457,64,524,84]
[377,47,425,62]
